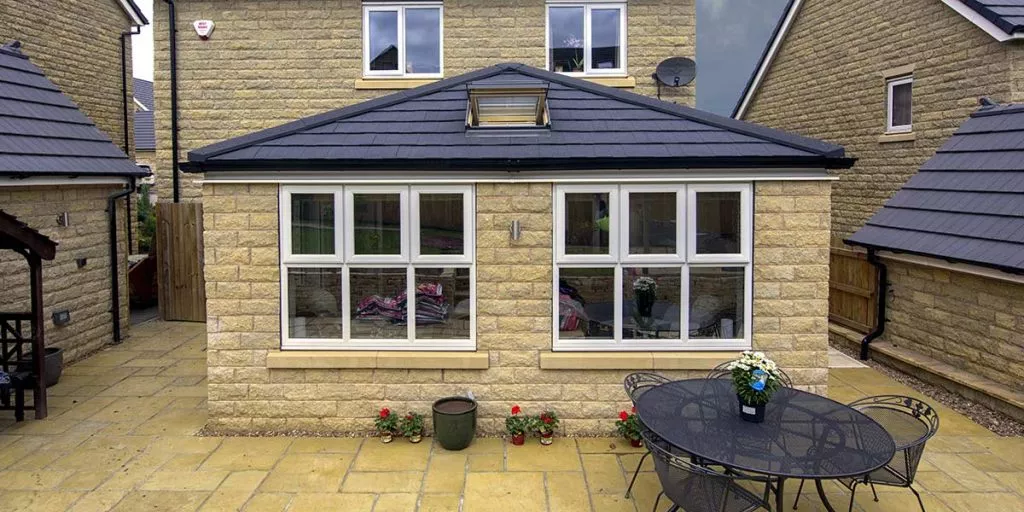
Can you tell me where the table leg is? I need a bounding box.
[776,477,786,512]
[814,480,837,512]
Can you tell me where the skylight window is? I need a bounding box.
[467,80,550,128]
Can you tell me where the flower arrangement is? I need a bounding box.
[535,410,560,445]
[375,407,399,442]
[399,411,425,443]
[728,351,783,422]
[615,407,642,447]
[562,35,585,71]
[506,405,529,445]
[632,276,657,293]
[633,276,658,318]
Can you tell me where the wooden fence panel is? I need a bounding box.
[156,203,206,322]
[829,248,877,334]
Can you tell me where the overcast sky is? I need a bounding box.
[132,0,788,116]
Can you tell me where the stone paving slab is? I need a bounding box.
[0,320,1021,511]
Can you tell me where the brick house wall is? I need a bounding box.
[202,180,831,435]
[0,0,137,157]
[0,186,131,362]
[743,0,1016,245]
[152,0,696,202]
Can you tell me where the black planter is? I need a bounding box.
[17,347,63,388]
[737,394,766,423]
[432,396,477,451]
[635,292,655,318]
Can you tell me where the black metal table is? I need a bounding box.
[635,379,896,512]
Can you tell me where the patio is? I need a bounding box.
[0,321,1021,512]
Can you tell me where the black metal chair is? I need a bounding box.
[623,372,671,498]
[706,361,793,388]
[793,395,940,512]
[643,429,772,512]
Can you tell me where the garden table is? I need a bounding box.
[634,378,896,512]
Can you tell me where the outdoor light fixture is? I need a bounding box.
[467,77,549,128]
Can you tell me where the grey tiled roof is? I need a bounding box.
[134,78,155,151]
[0,41,148,178]
[962,0,1024,34]
[187,63,852,173]
[134,78,153,110]
[847,103,1024,273]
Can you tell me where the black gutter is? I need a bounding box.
[860,248,888,360]
[120,25,141,252]
[163,0,181,203]
[107,178,136,344]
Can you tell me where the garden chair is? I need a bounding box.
[623,372,671,498]
[644,429,772,512]
[793,395,940,512]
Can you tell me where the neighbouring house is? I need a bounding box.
[183,62,853,434]
[135,78,157,195]
[152,0,696,202]
[0,39,149,364]
[735,0,1024,419]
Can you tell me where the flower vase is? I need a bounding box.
[511,433,525,446]
[380,432,394,443]
[409,433,422,444]
[636,291,655,318]
[629,438,643,448]
[540,431,554,445]
[737,395,766,423]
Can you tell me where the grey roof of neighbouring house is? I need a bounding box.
[134,78,155,151]
[847,103,1024,274]
[0,41,148,178]
[962,0,1024,35]
[185,63,853,173]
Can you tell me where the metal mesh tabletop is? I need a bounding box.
[635,379,896,479]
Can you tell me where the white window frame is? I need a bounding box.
[362,2,445,79]
[553,183,752,352]
[886,75,913,133]
[545,1,628,77]
[280,184,474,351]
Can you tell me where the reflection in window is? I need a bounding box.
[559,267,615,339]
[291,194,335,255]
[368,10,399,71]
[565,193,610,255]
[405,8,441,74]
[415,268,471,339]
[548,4,625,74]
[419,194,464,255]
[695,192,741,254]
[288,268,342,339]
[365,6,442,76]
[622,268,681,339]
[629,192,676,254]
[689,267,745,339]
[353,194,402,255]
[350,268,408,339]
[549,6,585,73]
[887,76,912,131]
[591,8,621,70]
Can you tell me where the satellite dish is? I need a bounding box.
[654,57,696,87]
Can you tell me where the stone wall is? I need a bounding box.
[883,259,1024,389]
[0,185,131,362]
[152,0,696,201]
[743,0,1015,244]
[0,0,136,157]
[203,179,831,435]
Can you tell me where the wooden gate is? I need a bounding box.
[829,248,878,333]
[156,203,206,322]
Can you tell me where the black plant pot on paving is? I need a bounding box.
[432,396,477,450]
[17,347,63,388]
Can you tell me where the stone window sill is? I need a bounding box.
[583,76,637,88]
[878,132,916,143]
[355,78,441,90]
[540,351,741,370]
[266,351,489,370]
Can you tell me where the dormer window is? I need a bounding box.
[363,2,443,78]
[547,2,626,76]
[467,79,549,128]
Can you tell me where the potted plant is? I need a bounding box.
[400,411,425,443]
[535,410,559,445]
[505,405,529,445]
[615,407,643,448]
[633,276,657,318]
[432,396,477,451]
[375,407,399,443]
[728,351,783,423]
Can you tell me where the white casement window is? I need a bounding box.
[886,75,913,133]
[553,184,752,351]
[363,2,444,78]
[280,185,474,350]
[546,1,627,76]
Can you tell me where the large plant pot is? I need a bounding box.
[432,396,477,451]
[17,347,63,388]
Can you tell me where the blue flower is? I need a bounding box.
[751,380,765,392]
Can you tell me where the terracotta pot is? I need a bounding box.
[409,433,423,444]
[629,438,643,448]
[540,431,554,446]
[380,432,394,443]
[511,433,525,446]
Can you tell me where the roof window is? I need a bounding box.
[467,78,550,128]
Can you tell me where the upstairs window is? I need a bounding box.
[547,2,626,76]
[363,3,443,78]
[886,75,913,133]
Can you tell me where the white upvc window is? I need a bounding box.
[546,1,627,76]
[886,75,913,133]
[553,184,752,351]
[363,2,444,78]
[280,184,474,350]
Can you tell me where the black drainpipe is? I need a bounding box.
[108,178,137,344]
[120,26,141,251]
[163,0,181,203]
[860,248,888,360]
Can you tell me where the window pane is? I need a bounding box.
[695,192,741,254]
[368,10,399,71]
[891,81,912,127]
[405,8,441,74]
[558,267,614,339]
[549,7,585,73]
[291,194,335,255]
[591,8,621,70]
[629,192,676,254]
[415,267,471,339]
[287,268,342,339]
[623,268,681,340]
[353,193,402,255]
[689,267,745,339]
[419,193,464,255]
[564,192,611,255]
[351,268,408,339]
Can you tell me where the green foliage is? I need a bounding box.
[505,405,529,436]
[136,185,156,253]
[534,410,560,434]
[615,409,641,441]
[399,411,424,437]
[375,407,399,434]
[729,351,783,406]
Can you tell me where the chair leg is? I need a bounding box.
[792,479,805,510]
[909,485,927,512]
[847,482,859,512]
[652,491,664,512]
[14,380,25,422]
[625,451,649,499]
[870,482,879,502]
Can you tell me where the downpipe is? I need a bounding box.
[163,0,181,203]
[107,178,136,344]
[120,25,141,251]
[860,249,888,360]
